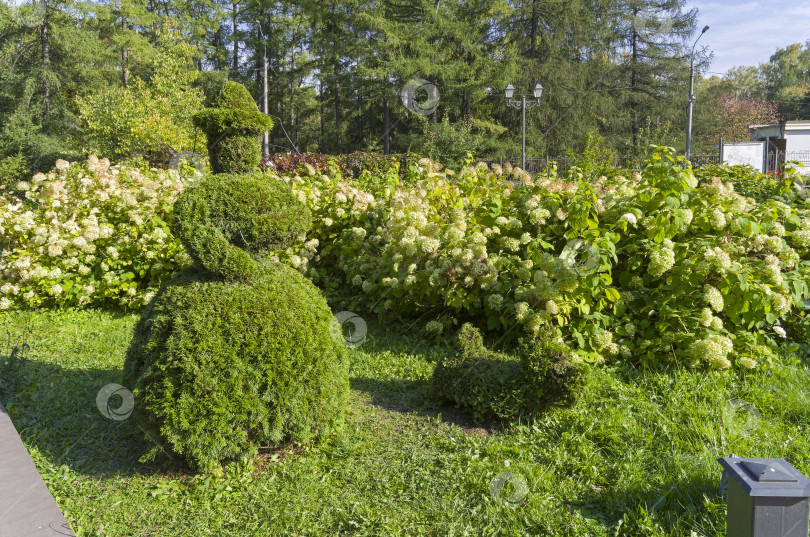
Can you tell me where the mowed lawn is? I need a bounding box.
[1,309,809,536]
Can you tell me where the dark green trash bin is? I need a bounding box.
[718,457,810,537]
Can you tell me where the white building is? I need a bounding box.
[749,120,810,174]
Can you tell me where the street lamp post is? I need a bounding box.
[505,83,543,171]
[685,25,709,163]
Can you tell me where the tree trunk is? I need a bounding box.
[530,0,539,58]
[231,1,239,78]
[334,60,342,152]
[320,78,325,153]
[430,74,437,122]
[122,9,129,86]
[290,41,296,148]
[630,7,639,151]
[41,19,50,130]
[384,93,390,155]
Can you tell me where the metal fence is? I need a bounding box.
[769,150,810,175]
[481,153,721,177]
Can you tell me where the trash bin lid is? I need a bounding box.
[718,457,810,498]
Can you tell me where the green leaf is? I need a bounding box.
[605,288,621,302]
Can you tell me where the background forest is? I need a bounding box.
[1,0,809,171]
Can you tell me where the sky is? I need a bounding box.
[684,0,810,76]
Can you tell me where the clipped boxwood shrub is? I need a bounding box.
[192,81,274,174]
[122,174,349,470]
[123,262,349,472]
[431,323,526,421]
[517,330,588,411]
[171,173,310,282]
[125,82,348,471]
[431,323,587,421]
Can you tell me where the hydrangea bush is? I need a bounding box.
[0,156,196,309]
[273,149,810,370]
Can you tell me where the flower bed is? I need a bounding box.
[0,156,196,309]
[271,149,810,369]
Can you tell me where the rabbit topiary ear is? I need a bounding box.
[457,323,486,358]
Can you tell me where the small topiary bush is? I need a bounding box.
[431,323,587,421]
[192,81,274,174]
[517,329,589,411]
[124,82,348,472]
[122,262,349,472]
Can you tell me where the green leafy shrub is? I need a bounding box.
[0,155,197,310]
[76,22,205,165]
[123,262,349,472]
[694,163,803,206]
[260,151,424,184]
[192,82,274,174]
[431,323,586,421]
[0,152,28,191]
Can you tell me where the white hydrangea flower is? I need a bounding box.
[648,247,675,277]
[425,320,443,335]
[501,237,520,252]
[515,302,530,321]
[620,213,637,225]
[704,285,724,312]
[529,208,550,225]
[689,334,733,369]
[487,294,504,311]
[773,325,787,338]
[699,307,713,327]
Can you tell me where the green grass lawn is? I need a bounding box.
[1,309,809,536]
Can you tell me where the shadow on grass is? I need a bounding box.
[564,465,723,534]
[349,376,506,436]
[0,355,185,478]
